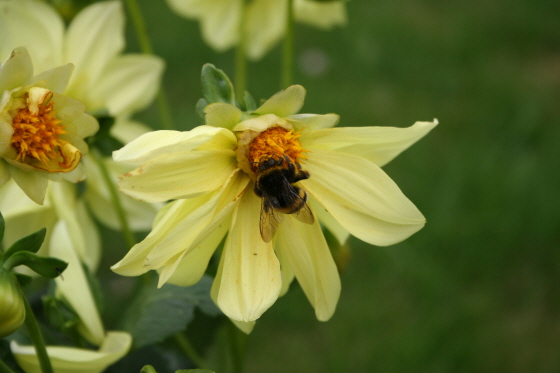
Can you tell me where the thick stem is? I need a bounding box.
[227,322,247,373]
[173,332,206,369]
[89,150,136,249]
[124,0,173,130]
[23,297,53,373]
[282,0,295,89]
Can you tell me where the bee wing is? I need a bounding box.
[293,202,314,225]
[260,197,283,243]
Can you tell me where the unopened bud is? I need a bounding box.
[0,268,26,338]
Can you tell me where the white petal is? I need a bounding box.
[88,54,164,116]
[9,165,48,205]
[0,1,64,73]
[216,188,281,322]
[10,331,132,373]
[276,215,340,321]
[117,149,237,202]
[294,0,347,29]
[28,63,73,94]
[245,0,287,60]
[0,47,33,92]
[204,103,243,130]
[301,121,438,167]
[64,1,124,102]
[287,113,340,133]
[273,235,295,297]
[165,0,208,17]
[253,85,306,117]
[302,150,426,246]
[50,220,105,345]
[113,126,236,165]
[110,118,151,144]
[198,0,242,51]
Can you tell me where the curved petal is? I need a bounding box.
[294,0,347,30]
[50,220,105,345]
[0,1,64,73]
[28,63,73,94]
[0,47,33,92]
[273,235,295,297]
[216,188,281,322]
[117,149,237,202]
[198,0,242,51]
[64,1,124,102]
[302,150,426,246]
[10,331,132,373]
[301,121,438,167]
[276,215,340,321]
[287,113,340,133]
[232,114,291,133]
[204,103,243,130]
[253,85,306,117]
[9,165,48,205]
[88,54,164,116]
[308,197,349,245]
[245,0,286,60]
[113,126,236,165]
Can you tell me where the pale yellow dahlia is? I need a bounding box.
[166,0,347,60]
[0,0,163,228]
[0,47,98,204]
[112,85,436,329]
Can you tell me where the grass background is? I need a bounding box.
[117,0,559,371]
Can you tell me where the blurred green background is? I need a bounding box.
[117,0,560,371]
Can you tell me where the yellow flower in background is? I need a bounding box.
[0,47,98,204]
[112,85,436,329]
[0,0,164,228]
[166,0,346,60]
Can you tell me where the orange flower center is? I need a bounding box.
[248,126,308,172]
[11,97,69,168]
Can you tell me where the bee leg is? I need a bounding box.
[284,155,294,173]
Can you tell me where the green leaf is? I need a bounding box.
[120,275,220,349]
[3,252,67,278]
[140,366,158,373]
[243,91,257,112]
[196,98,208,124]
[201,64,235,105]
[14,273,32,288]
[3,228,46,259]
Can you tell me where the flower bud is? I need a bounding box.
[0,268,26,338]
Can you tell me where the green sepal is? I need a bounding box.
[140,365,158,373]
[88,116,125,157]
[3,251,67,278]
[42,296,80,334]
[14,273,32,288]
[3,228,46,259]
[196,98,209,124]
[0,211,5,244]
[243,91,257,112]
[201,64,235,105]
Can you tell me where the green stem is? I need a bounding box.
[234,13,248,105]
[23,297,53,373]
[0,359,15,373]
[227,322,247,373]
[89,150,136,249]
[173,332,206,369]
[282,0,295,88]
[124,0,173,130]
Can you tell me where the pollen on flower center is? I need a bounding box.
[11,94,70,168]
[248,126,309,172]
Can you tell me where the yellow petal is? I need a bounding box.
[204,103,243,130]
[0,47,34,92]
[276,215,340,321]
[216,188,281,322]
[301,121,438,167]
[245,0,286,60]
[8,165,48,205]
[253,85,306,117]
[302,150,426,246]
[287,113,340,133]
[10,331,132,373]
[294,0,347,30]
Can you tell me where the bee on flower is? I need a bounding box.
[111,70,437,331]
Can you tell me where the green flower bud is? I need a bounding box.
[0,267,26,338]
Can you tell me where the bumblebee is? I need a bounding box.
[254,155,314,242]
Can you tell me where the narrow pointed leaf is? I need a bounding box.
[3,228,46,259]
[3,252,67,278]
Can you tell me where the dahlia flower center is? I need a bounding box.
[11,92,73,170]
[248,126,308,172]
